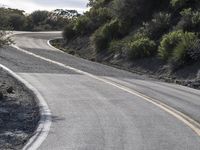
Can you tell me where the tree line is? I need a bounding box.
[0,7,80,31]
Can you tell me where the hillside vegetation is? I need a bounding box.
[0,7,79,31]
[59,0,200,85]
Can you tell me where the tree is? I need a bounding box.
[113,0,170,22]
[30,11,49,25]
[8,14,26,30]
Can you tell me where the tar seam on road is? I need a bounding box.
[0,64,52,150]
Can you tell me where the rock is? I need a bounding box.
[7,86,14,94]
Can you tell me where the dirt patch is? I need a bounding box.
[51,38,200,89]
[0,68,39,150]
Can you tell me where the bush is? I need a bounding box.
[0,31,12,47]
[176,8,200,32]
[172,32,197,67]
[158,30,183,60]
[159,30,198,68]
[139,12,171,39]
[92,19,120,53]
[127,37,156,60]
[63,23,76,42]
[74,16,90,35]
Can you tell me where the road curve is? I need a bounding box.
[0,32,200,150]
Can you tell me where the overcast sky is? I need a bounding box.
[0,0,89,13]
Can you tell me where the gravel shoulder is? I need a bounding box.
[0,67,39,150]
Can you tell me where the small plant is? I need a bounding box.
[127,37,156,60]
[0,31,12,47]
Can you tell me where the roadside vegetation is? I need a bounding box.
[0,31,12,47]
[55,0,200,88]
[0,7,80,31]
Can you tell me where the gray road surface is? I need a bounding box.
[0,32,200,150]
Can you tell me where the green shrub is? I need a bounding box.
[172,32,197,67]
[127,37,156,60]
[83,7,113,34]
[92,19,120,53]
[158,30,183,60]
[159,30,198,67]
[0,31,12,47]
[63,23,76,41]
[176,8,200,32]
[74,16,90,35]
[139,12,171,39]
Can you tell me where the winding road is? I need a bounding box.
[0,32,200,150]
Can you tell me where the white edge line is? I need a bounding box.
[11,42,200,137]
[0,64,52,150]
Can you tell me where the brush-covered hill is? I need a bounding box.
[45,1,200,88]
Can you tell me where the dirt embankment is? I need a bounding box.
[51,38,200,90]
[0,68,39,150]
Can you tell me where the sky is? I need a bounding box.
[0,0,89,13]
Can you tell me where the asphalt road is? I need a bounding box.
[0,32,200,150]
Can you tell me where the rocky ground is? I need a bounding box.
[51,38,200,90]
[0,68,39,150]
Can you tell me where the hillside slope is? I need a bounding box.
[53,0,200,88]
